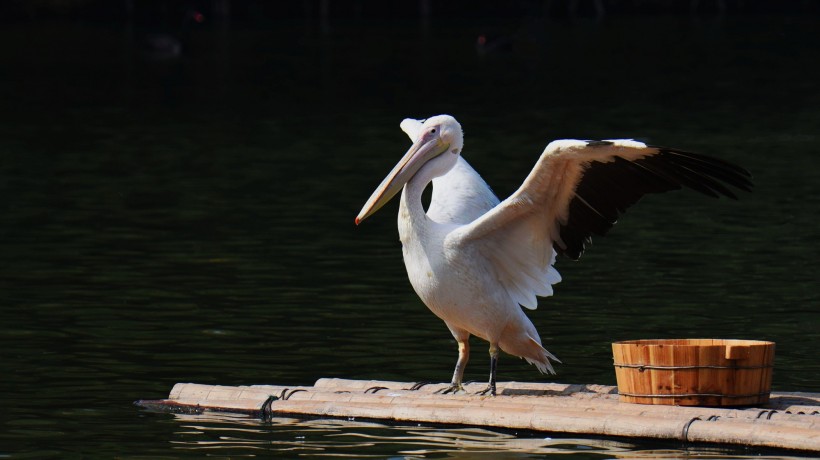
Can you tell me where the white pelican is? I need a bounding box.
[355,115,752,396]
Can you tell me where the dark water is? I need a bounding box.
[1,12,819,458]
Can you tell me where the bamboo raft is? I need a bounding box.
[137,378,820,452]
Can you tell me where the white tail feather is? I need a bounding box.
[525,337,561,375]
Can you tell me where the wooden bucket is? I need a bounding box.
[612,339,775,406]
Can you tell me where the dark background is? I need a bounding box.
[1,1,819,457]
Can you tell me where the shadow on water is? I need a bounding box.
[0,10,818,458]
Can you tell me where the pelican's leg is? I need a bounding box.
[448,340,470,391]
[476,344,499,396]
[435,331,470,394]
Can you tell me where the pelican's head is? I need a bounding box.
[355,115,463,225]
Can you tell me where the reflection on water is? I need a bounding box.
[0,12,819,459]
[170,413,624,458]
[165,413,807,459]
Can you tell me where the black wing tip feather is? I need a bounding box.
[652,146,754,192]
[554,145,753,260]
[644,146,754,198]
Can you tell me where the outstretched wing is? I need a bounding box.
[447,139,752,309]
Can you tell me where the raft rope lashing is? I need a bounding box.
[613,363,773,372]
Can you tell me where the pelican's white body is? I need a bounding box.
[399,186,555,371]
[396,119,559,374]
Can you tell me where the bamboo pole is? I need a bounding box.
[308,378,820,412]
[165,380,820,418]
[266,396,820,451]
[137,380,820,452]
[263,382,820,430]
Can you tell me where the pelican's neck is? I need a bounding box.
[397,153,461,246]
[399,172,430,226]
